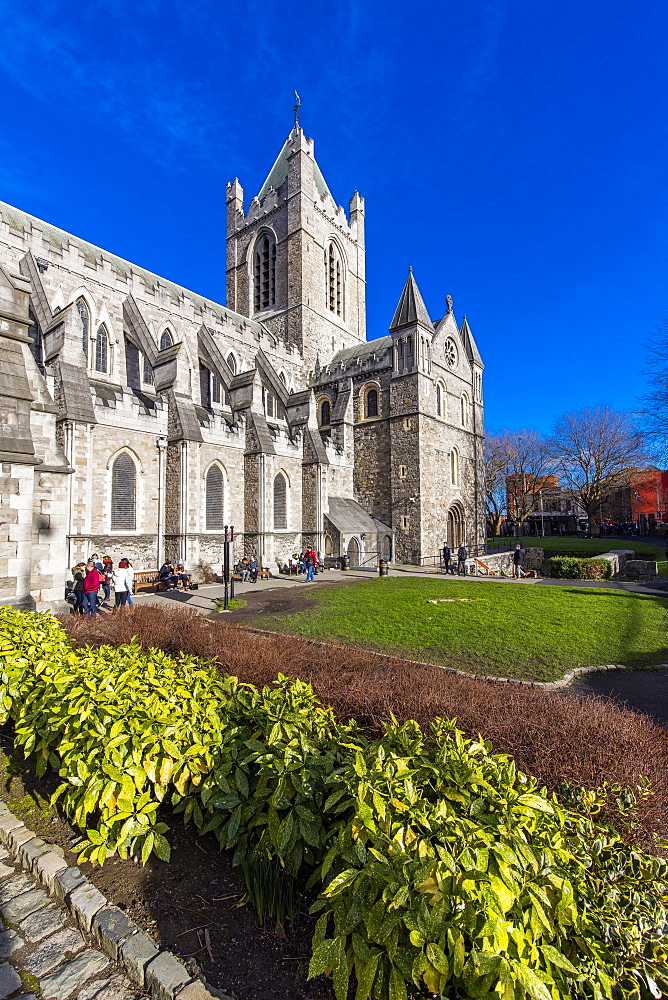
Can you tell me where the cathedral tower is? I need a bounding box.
[226,125,366,373]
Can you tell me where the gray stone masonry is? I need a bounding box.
[0,802,224,999]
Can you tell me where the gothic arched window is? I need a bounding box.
[319,398,331,427]
[450,447,460,487]
[111,452,136,530]
[254,233,276,312]
[365,387,378,419]
[325,242,342,316]
[227,353,237,375]
[76,298,90,358]
[273,472,287,530]
[205,464,225,530]
[160,329,173,351]
[142,353,153,385]
[436,383,442,417]
[95,324,109,373]
[461,392,470,428]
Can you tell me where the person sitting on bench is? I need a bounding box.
[159,562,179,590]
[175,562,191,589]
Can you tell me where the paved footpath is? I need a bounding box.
[0,845,144,1000]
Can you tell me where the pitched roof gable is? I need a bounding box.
[389,269,433,332]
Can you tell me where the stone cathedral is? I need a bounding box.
[0,122,485,609]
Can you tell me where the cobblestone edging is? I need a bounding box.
[0,800,222,1000]
[238,625,668,691]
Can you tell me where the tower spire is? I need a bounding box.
[294,90,301,130]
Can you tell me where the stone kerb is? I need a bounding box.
[0,800,225,999]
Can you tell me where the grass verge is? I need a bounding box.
[254,577,668,682]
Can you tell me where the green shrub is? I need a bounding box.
[309,719,668,1000]
[1,608,668,1000]
[549,557,613,580]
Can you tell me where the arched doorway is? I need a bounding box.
[447,507,464,548]
[381,535,392,561]
[347,537,360,567]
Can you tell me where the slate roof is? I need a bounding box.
[389,269,433,331]
[329,335,392,365]
[326,496,392,534]
[0,200,269,337]
[257,131,332,204]
[459,315,484,367]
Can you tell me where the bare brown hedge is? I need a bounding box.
[60,606,668,849]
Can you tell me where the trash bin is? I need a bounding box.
[340,554,350,570]
[378,559,389,577]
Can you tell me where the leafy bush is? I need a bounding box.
[310,720,668,1000]
[61,605,668,851]
[549,557,613,580]
[6,609,668,1000]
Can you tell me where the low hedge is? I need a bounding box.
[2,608,668,1000]
[549,556,613,580]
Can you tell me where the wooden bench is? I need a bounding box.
[474,559,497,577]
[133,570,163,592]
[133,570,193,593]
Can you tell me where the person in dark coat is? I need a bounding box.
[159,562,178,590]
[442,544,451,574]
[513,545,523,578]
[457,545,467,575]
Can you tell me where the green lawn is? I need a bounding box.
[489,536,668,576]
[256,577,668,682]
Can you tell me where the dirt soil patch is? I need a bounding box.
[212,578,361,625]
[0,726,332,1000]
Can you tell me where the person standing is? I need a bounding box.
[304,549,316,582]
[82,561,101,616]
[442,543,451,575]
[120,559,135,606]
[71,563,86,614]
[513,545,523,578]
[457,544,467,576]
[111,561,132,608]
[101,556,113,604]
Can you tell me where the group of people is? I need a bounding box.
[441,543,469,575]
[287,549,320,582]
[68,554,135,615]
[158,562,193,591]
[233,556,260,583]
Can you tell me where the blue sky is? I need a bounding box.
[0,0,666,435]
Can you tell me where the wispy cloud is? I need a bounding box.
[0,0,228,167]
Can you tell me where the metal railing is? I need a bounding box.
[419,543,490,569]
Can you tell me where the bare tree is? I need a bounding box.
[484,430,553,536]
[641,320,668,461]
[483,434,508,536]
[549,407,645,536]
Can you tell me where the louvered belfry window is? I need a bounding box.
[111,453,136,531]
[253,234,276,312]
[273,473,287,529]
[326,243,342,316]
[76,298,90,357]
[206,465,224,530]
